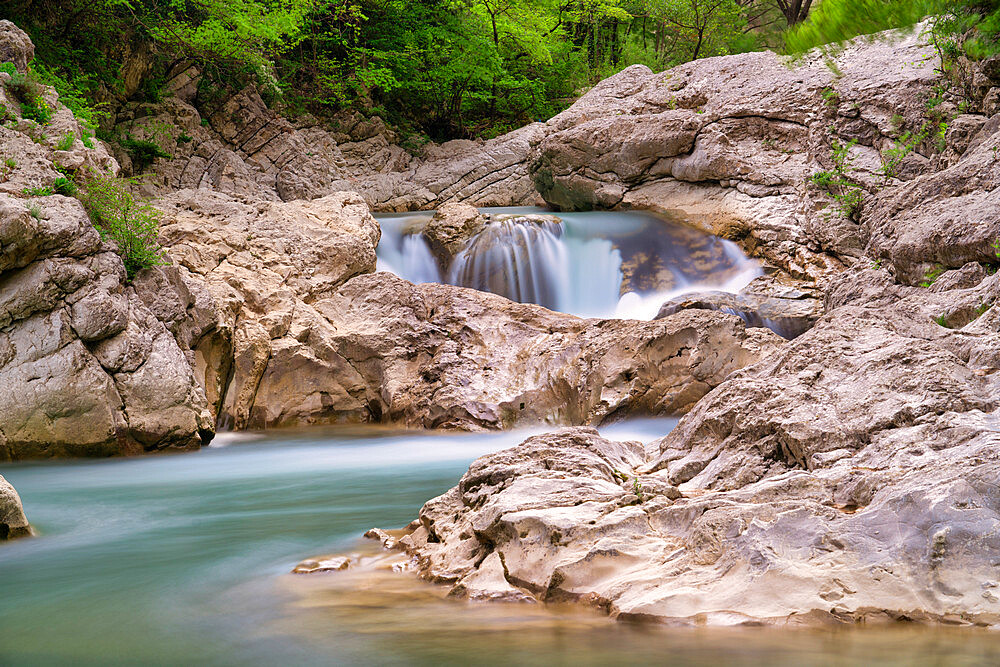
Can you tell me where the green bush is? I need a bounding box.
[56,132,75,151]
[810,138,864,220]
[52,176,77,196]
[121,136,172,173]
[80,175,166,279]
[4,72,52,124]
[0,62,16,76]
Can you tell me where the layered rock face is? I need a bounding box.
[0,24,213,460]
[121,71,545,210]
[0,474,31,540]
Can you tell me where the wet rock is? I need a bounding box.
[373,241,1000,626]
[0,475,31,540]
[656,290,821,339]
[293,556,351,574]
[422,202,486,270]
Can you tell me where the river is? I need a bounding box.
[2,422,998,666]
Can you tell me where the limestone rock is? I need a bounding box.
[245,271,782,430]
[0,76,212,460]
[656,288,821,339]
[0,475,30,540]
[422,202,486,270]
[0,20,33,73]
[375,259,1000,626]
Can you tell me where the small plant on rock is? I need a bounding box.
[878,127,926,184]
[0,157,14,182]
[80,174,166,279]
[811,138,863,221]
[55,132,75,151]
[632,477,646,503]
[52,176,77,196]
[4,72,52,124]
[920,264,945,287]
[28,204,41,219]
[121,135,172,173]
[23,185,52,196]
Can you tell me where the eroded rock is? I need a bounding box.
[0,475,31,540]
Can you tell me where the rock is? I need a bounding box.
[154,188,383,427]
[0,77,212,460]
[422,202,486,270]
[0,20,33,73]
[292,556,352,574]
[247,272,782,430]
[529,28,943,281]
[656,289,821,339]
[863,120,1000,285]
[0,475,31,540]
[374,256,1000,626]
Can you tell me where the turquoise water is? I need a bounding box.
[2,422,999,666]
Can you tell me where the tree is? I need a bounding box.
[650,0,747,61]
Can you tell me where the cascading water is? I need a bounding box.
[375,207,761,320]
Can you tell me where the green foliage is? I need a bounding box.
[80,175,167,279]
[28,204,42,220]
[631,476,645,502]
[56,132,76,151]
[810,138,863,220]
[933,313,950,327]
[81,131,96,149]
[878,126,926,183]
[0,62,16,75]
[0,156,14,182]
[52,176,78,196]
[121,136,173,173]
[24,185,53,196]
[975,301,992,316]
[920,263,945,287]
[3,71,53,124]
[821,86,839,108]
[783,0,936,54]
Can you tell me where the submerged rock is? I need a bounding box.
[0,475,31,540]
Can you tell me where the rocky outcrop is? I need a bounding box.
[362,242,1000,625]
[0,35,213,460]
[125,74,545,210]
[152,188,382,428]
[528,29,954,282]
[0,475,31,540]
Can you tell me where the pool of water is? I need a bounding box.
[2,421,998,666]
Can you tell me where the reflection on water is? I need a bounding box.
[1,422,998,666]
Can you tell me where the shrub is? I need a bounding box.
[0,157,14,182]
[920,264,945,287]
[0,62,15,75]
[810,138,864,220]
[4,72,52,124]
[121,136,172,173]
[24,185,52,196]
[80,175,166,279]
[56,132,75,151]
[52,176,77,196]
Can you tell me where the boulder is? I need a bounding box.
[0,20,33,73]
[0,475,31,540]
[421,202,486,270]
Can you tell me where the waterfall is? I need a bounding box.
[447,218,565,311]
[374,208,762,321]
[375,216,441,283]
